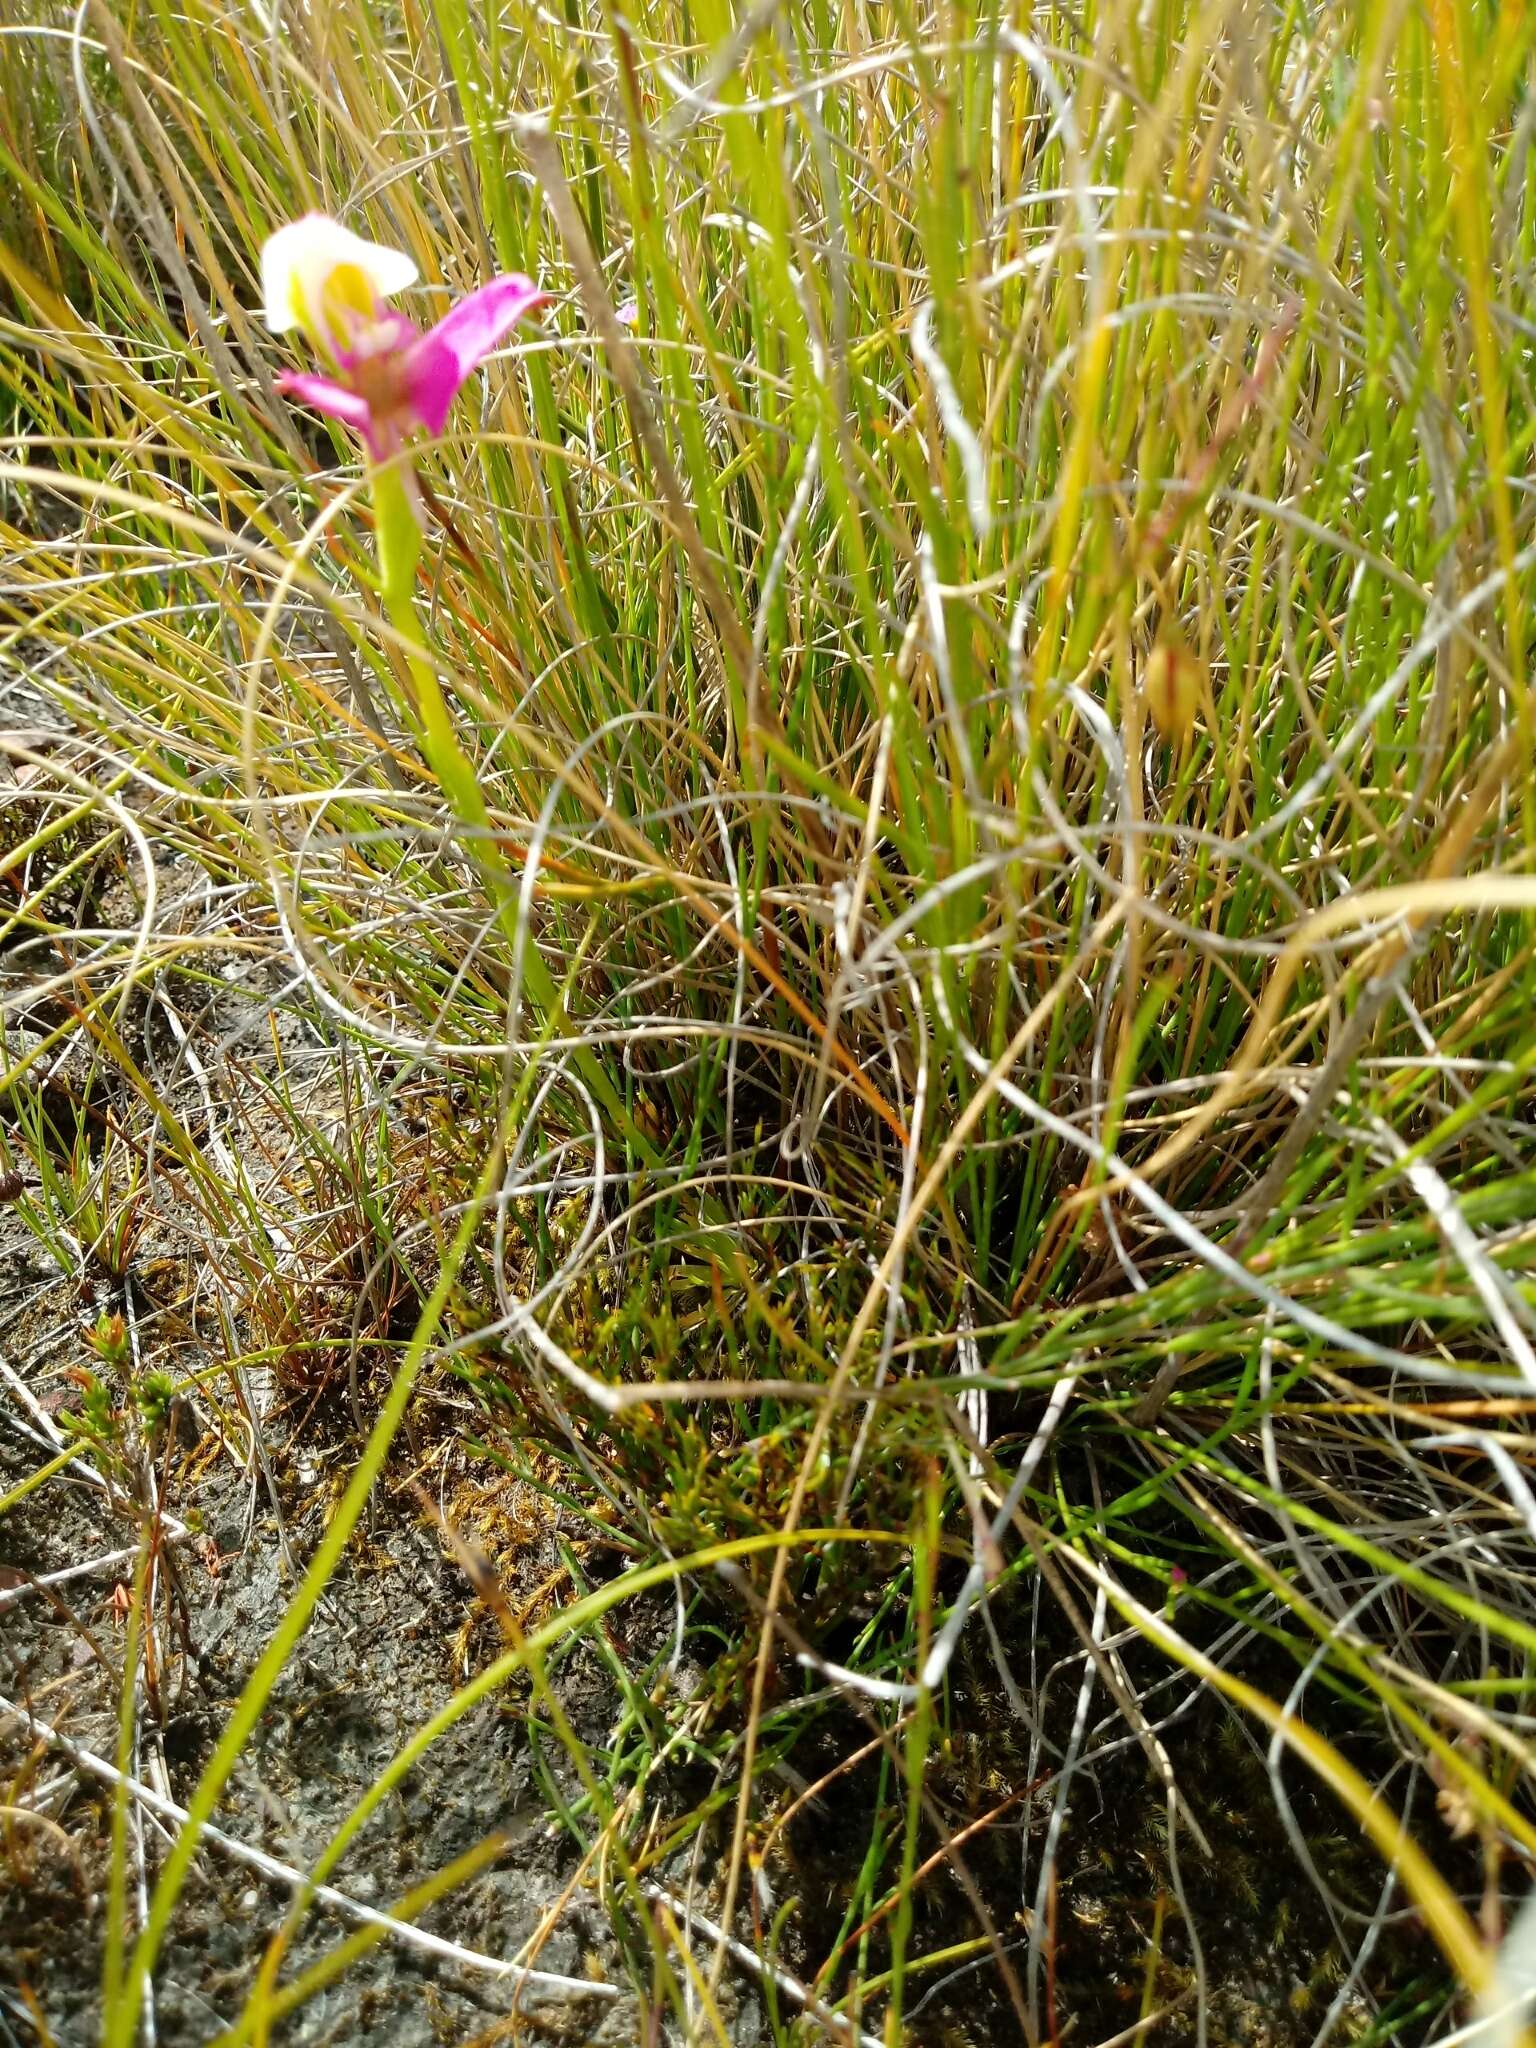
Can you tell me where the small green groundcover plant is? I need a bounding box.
[3,0,1536,2041]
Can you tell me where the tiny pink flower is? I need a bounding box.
[260,213,549,464]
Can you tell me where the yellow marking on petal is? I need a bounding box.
[320,262,378,333]
[285,259,381,354]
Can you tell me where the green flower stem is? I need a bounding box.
[370,460,652,1163]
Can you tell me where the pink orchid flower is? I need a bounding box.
[260,213,549,464]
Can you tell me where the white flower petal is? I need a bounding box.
[259,213,419,336]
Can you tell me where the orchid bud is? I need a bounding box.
[1143,633,1205,744]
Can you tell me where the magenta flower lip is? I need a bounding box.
[274,274,551,461]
